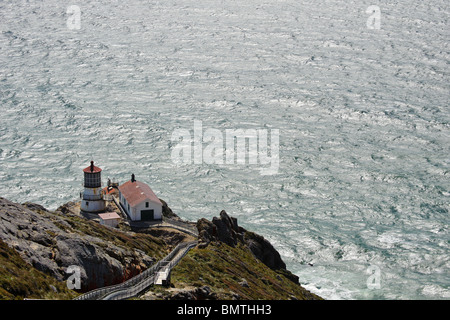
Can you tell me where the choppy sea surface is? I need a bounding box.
[1,0,449,299]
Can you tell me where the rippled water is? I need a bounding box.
[1,0,449,299]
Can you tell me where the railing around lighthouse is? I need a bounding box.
[103,193,114,201]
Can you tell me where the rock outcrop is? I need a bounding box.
[169,286,218,300]
[197,210,291,278]
[0,197,157,292]
[244,230,286,270]
[0,195,318,300]
[197,210,244,248]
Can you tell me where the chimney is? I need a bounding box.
[90,161,94,172]
[131,174,136,182]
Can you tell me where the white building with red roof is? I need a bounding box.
[118,174,162,221]
[98,212,121,228]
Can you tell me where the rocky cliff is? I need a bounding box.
[0,196,321,300]
[0,197,168,294]
[147,210,321,300]
[197,210,297,282]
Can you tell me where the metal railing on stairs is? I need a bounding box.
[74,241,197,300]
[161,217,198,237]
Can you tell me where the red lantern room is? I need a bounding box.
[83,161,102,188]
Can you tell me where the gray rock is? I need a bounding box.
[194,285,217,300]
[169,289,195,300]
[232,294,241,300]
[239,278,249,288]
[169,286,217,300]
[245,232,286,270]
[0,197,156,292]
[196,210,288,273]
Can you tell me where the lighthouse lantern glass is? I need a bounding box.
[84,172,101,188]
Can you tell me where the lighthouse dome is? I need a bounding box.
[83,160,102,173]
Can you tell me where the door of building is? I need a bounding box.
[141,209,154,221]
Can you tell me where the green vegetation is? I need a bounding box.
[40,207,169,260]
[0,239,76,300]
[151,242,322,300]
[61,214,168,259]
[1,199,321,300]
[0,201,171,299]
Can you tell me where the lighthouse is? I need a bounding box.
[80,161,105,213]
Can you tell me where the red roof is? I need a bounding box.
[83,161,102,173]
[98,212,121,220]
[102,186,118,195]
[118,180,162,207]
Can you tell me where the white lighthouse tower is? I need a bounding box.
[80,161,105,213]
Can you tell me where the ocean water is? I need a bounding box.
[0,0,449,299]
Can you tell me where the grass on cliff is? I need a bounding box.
[40,208,169,261]
[0,239,77,300]
[0,203,172,300]
[154,241,322,300]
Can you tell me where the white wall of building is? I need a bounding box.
[119,191,132,219]
[133,200,162,221]
[83,187,103,199]
[118,191,162,221]
[81,186,105,213]
[100,218,119,228]
[81,200,105,213]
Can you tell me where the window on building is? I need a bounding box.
[146,202,149,208]
[86,202,89,206]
